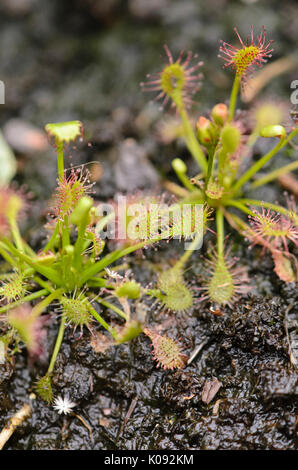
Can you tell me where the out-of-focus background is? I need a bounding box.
[0,0,297,201]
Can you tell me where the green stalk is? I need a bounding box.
[236,198,298,223]
[23,241,37,258]
[31,289,63,319]
[173,167,196,192]
[174,231,203,272]
[73,215,90,269]
[78,228,172,286]
[85,299,113,333]
[178,191,204,205]
[0,289,48,314]
[55,140,71,251]
[47,313,66,374]
[228,75,240,121]
[43,223,59,253]
[62,215,70,248]
[216,208,224,258]
[223,210,250,235]
[250,160,298,189]
[232,129,298,195]
[98,299,127,320]
[206,145,217,185]
[61,248,75,290]
[87,278,108,288]
[0,243,19,269]
[1,238,61,285]
[179,107,208,174]
[164,181,190,198]
[8,217,24,254]
[224,199,255,217]
[33,276,55,293]
[217,147,229,186]
[56,141,64,181]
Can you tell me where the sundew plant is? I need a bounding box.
[141,25,298,305]
[0,25,297,405]
[0,121,203,402]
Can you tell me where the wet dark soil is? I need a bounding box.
[1,243,297,450]
[0,0,297,451]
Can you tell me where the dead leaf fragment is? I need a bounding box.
[202,378,222,404]
[90,331,113,354]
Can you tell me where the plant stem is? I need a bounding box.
[8,217,24,254]
[43,224,59,253]
[0,243,18,269]
[224,199,255,216]
[31,289,63,319]
[206,145,216,185]
[173,167,196,192]
[179,192,204,205]
[228,75,240,121]
[179,107,208,174]
[222,209,250,235]
[62,215,70,249]
[56,141,64,181]
[48,313,66,374]
[33,276,55,293]
[1,238,62,285]
[163,181,190,198]
[78,228,173,286]
[23,242,37,258]
[216,208,224,258]
[55,140,70,251]
[98,299,127,320]
[85,299,113,333]
[236,198,298,223]
[249,160,298,189]
[74,212,90,269]
[217,147,230,186]
[0,289,48,314]
[87,278,108,288]
[174,231,203,271]
[232,129,298,194]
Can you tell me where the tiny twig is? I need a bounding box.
[0,400,33,450]
[73,412,93,442]
[187,338,209,365]
[117,396,138,439]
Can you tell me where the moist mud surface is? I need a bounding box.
[0,245,297,450]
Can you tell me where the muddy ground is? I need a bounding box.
[0,0,297,450]
[1,245,297,450]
